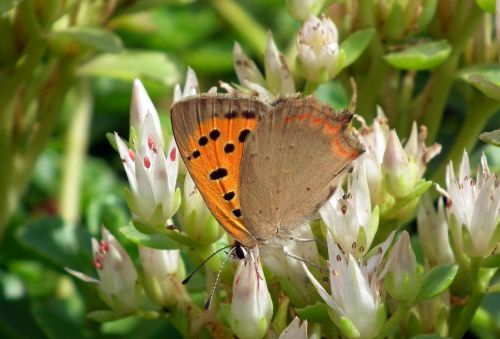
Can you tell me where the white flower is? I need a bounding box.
[181,173,223,245]
[357,110,390,206]
[115,79,180,227]
[279,316,309,339]
[233,42,266,87]
[417,194,455,266]
[265,33,295,94]
[302,231,393,339]
[320,163,379,259]
[67,228,141,314]
[139,247,186,307]
[296,15,342,83]
[173,67,199,103]
[381,231,422,302]
[441,151,500,257]
[261,226,320,306]
[357,111,440,206]
[231,247,273,339]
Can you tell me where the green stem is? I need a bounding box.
[0,62,73,241]
[450,258,484,339]
[431,95,500,184]
[211,0,267,55]
[377,304,409,338]
[415,3,483,142]
[355,1,387,119]
[59,81,92,225]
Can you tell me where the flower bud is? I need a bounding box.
[231,249,273,339]
[417,194,455,266]
[181,173,223,245]
[382,231,423,302]
[296,15,343,83]
[383,130,418,198]
[139,247,186,307]
[286,0,324,21]
[261,227,320,307]
[67,227,142,314]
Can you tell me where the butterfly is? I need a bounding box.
[171,94,364,250]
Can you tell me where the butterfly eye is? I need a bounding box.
[235,245,245,260]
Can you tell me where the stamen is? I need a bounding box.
[100,240,109,253]
[148,136,157,153]
[128,149,135,161]
[144,156,151,169]
[93,257,103,270]
[170,147,177,161]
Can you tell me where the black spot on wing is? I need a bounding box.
[209,129,220,140]
[209,168,228,180]
[232,209,242,217]
[198,136,208,146]
[224,142,235,153]
[225,111,238,119]
[239,129,251,143]
[223,191,235,201]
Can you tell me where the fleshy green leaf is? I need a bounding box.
[415,264,458,303]
[481,254,500,267]
[120,224,196,249]
[50,27,123,53]
[296,302,330,323]
[77,51,180,86]
[459,64,500,100]
[480,130,500,147]
[16,217,92,271]
[384,40,451,70]
[339,28,375,69]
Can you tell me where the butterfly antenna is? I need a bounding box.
[204,246,236,311]
[182,245,232,285]
[283,249,328,274]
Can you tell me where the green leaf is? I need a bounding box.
[16,217,92,272]
[481,254,500,267]
[50,27,123,53]
[77,51,179,86]
[339,28,375,69]
[415,264,458,303]
[475,0,496,13]
[296,302,330,323]
[480,130,500,147]
[462,65,500,101]
[384,40,451,70]
[32,299,86,339]
[120,224,197,249]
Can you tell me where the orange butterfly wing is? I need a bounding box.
[171,95,268,247]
